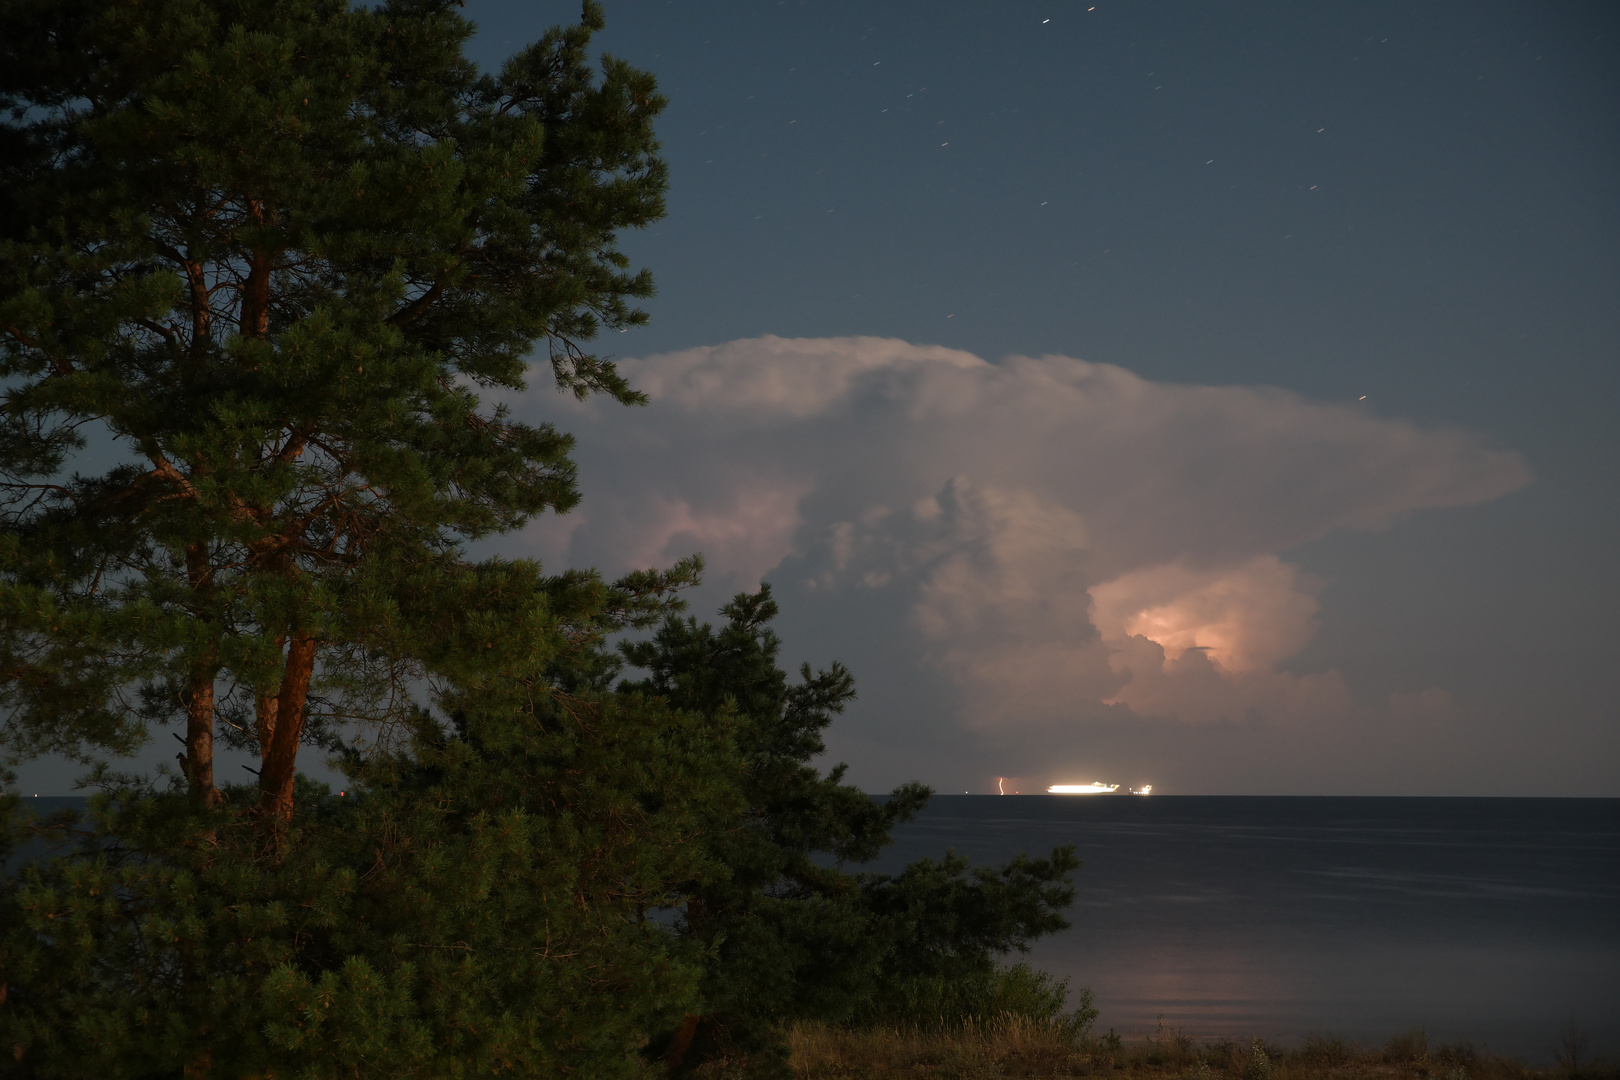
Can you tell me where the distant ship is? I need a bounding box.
[1047,782,1153,795]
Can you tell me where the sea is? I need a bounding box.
[9,794,1617,1062]
[863,795,1620,1063]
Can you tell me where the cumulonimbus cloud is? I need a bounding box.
[515,335,1530,729]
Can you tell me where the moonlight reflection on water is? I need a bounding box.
[869,795,1620,1061]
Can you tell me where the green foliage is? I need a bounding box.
[622,586,925,1038]
[0,1,719,1064]
[0,3,1090,1075]
[2,570,1085,1078]
[0,0,667,816]
[859,842,1080,984]
[620,586,1081,1070]
[1,568,739,1078]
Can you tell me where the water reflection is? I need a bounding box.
[873,796,1620,1061]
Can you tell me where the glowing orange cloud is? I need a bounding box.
[1090,555,1321,672]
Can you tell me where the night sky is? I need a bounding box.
[478,0,1620,797]
[18,2,1616,797]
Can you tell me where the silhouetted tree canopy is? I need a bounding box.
[0,0,665,825]
[622,586,1081,1074]
[0,2,1082,1075]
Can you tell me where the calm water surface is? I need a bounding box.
[865,796,1619,1062]
[12,795,1616,1060]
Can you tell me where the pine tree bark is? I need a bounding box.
[665,1013,703,1075]
[255,689,279,756]
[182,669,221,805]
[257,632,316,824]
[239,202,273,339]
[181,542,222,806]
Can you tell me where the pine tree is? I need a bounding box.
[0,4,1089,1074]
[0,0,664,824]
[0,3,739,1072]
[1,561,746,1078]
[620,586,1082,1073]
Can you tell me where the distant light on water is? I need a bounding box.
[1046,782,1154,795]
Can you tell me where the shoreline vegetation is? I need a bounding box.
[0,1,1607,1076]
[671,964,1614,1079]
[766,1017,1614,1080]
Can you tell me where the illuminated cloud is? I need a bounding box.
[516,336,1530,733]
[1091,556,1321,675]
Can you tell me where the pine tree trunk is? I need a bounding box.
[181,543,222,806]
[665,1013,704,1075]
[183,668,221,805]
[257,632,316,825]
[255,689,279,754]
[239,204,272,338]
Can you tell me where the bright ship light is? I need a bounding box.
[1047,782,1120,794]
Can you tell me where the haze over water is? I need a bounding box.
[868,795,1620,1061]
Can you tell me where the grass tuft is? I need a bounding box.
[695,1021,1620,1080]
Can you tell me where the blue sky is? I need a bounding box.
[455,0,1620,795]
[15,2,1612,797]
